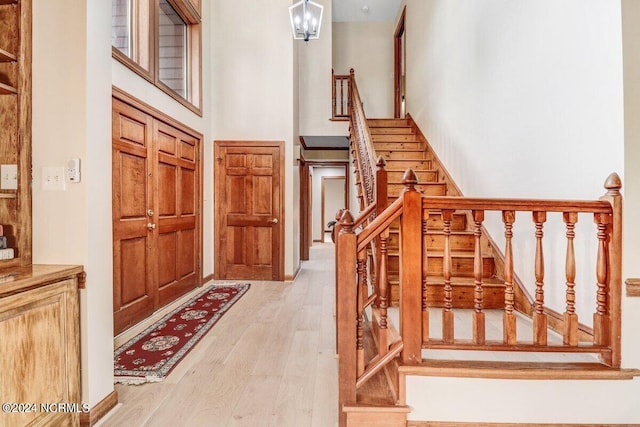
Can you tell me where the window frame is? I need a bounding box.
[112,0,202,115]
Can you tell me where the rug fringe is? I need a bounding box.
[114,376,165,386]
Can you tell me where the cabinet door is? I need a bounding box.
[0,279,80,427]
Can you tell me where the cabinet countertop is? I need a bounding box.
[0,264,84,297]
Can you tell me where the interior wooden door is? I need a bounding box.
[214,141,284,281]
[154,120,200,307]
[112,98,156,333]
[113,92,202,335]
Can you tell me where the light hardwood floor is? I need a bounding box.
[97,243,339,427]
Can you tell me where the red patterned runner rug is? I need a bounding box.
[114,283,250,384]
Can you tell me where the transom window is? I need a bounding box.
[111,0,201,114]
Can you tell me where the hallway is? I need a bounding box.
[98,243,339,427]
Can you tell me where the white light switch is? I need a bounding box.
[0,164,18,190]
[42,166,66,191]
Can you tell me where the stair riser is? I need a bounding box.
[387,255,495,278]
[387,233,475,251]
[387,183,447,197]
[374,142,423,150]
[384,160,433,170]
[385,214,467,231]
[387,170,439,182]
[372,134,420,143]
[390,284,505,309]
[379,150,427,160]
[368,119,410,127]
[369,127,414,135]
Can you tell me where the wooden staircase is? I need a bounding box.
[365,117,506,309]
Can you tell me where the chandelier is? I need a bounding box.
[289,0,324,42]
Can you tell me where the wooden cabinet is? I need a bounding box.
[0,265,83,427]
[0,0,31,269]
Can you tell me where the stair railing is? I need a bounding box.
[332,69,351,120]
[410,172,623,368]
[336,170,623,422]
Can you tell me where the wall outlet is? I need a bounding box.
[0,164,18,190]
[42,166,66,191]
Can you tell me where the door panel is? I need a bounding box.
[215,141,284,281]
[113,94,201,335]
[155,121,199,307]
[112,99,155,333]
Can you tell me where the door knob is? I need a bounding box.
[269,218,279,224]
[147,209,154,217]
[147,222,156,230]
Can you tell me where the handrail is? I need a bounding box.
[420,196,611,213]
[349,68,379,209]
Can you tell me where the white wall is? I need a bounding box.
[32,0,114,408]
[333,21,395,118]
[401,0,624,322]
[298,0,349,137]
[211,0,299,278]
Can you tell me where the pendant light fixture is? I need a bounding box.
[289,0,324,42]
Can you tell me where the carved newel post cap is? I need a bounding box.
[604,172,622,195]
[339,209,355,233]
[349,68,355,75]
[402,169,418,191]
[376,156,387,169]
[335,208,346,221]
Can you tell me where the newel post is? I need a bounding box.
[599,173,622,368]
[400,169,423,364]
[336,210,357,424]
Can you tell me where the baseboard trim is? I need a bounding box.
[80,390,118,426]
[285,264,302,282]
[202,273,214,284]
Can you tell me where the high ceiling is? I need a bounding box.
[332,0,403,22]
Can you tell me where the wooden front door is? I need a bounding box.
[214,141,284,281]
[112,93,201,335]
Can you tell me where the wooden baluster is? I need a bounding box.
[593,212,611,347]
[331,69,336,118]
[422,205,430,343]
[375,157,388,299]
[442,209,454,344]
[502,210,517,345]
[532,211,548,345]
[400,169,423,364]
[378,229,390,355]
[563,212,579,346]
[336,210,357,423]
[356,248,366,376]
[340,78,345,116]
[472,209,485,345]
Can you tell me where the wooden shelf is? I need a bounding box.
[0,48,16,62]
[0,81,17,95]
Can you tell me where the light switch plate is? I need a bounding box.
[0,164,18,190]
[42,166,66,191]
